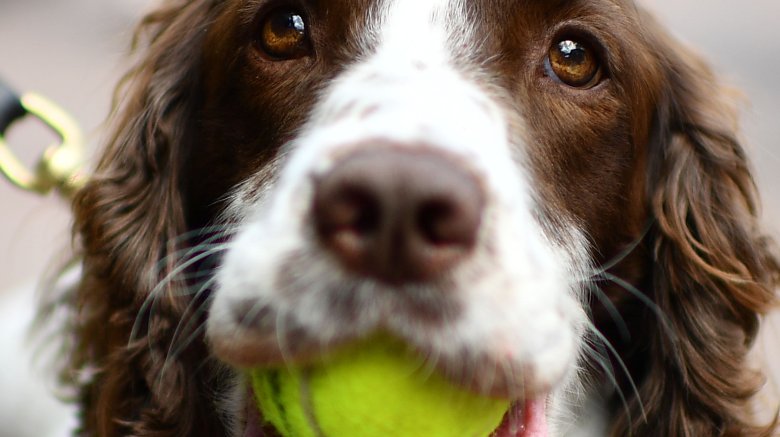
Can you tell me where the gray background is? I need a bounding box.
[1,0,148,288]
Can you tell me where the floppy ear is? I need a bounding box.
[612,18,780,437]
[69,1,228,435]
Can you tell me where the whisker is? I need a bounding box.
[583,220,653,280]
[168,224,240,245]
[128,226,233,381]
[157,320,209,391]
[277,312,297,371]
[416,345,440,384]
[599,272,678,346]
[583,338,634,426]
[130,242,229,345]
[161,276,220,383]
[497,356,521,400]
[586,281,631,342]
[584,323,647,423]
[582,324,617,385]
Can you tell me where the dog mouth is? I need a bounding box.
[241,390,549,437]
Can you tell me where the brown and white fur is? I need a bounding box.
[58,0,779,435]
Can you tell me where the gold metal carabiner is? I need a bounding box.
[0,92,86,197]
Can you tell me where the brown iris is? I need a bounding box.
[547,39,601,88]
[258,9,310,59]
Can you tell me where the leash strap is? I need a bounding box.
[0,80,26,134]
[0,79,85,197]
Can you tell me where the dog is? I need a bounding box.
[58,0,779,435]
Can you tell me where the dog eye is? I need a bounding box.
[546,39,602,88]
[258,9,310,59]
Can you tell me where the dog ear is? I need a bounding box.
[612,16,780,437]
[70,1,227,435]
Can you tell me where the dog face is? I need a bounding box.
[70,0,778,435]
[203,0,663,432]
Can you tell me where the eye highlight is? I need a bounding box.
[546,39,602,88]
[257,8,311,60]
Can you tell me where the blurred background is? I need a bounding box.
[0,0,778,425]
[1,0,150,290]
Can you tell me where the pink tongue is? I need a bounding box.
[243,397,262,437]
[492,399,548,437]
[521,399,548,437]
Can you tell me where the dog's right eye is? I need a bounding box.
[257,8,311,60]
[545,39,602,89]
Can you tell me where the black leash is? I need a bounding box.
[0,80,26,134]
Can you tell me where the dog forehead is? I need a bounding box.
[363,0,468,57]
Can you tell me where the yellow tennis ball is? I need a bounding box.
[249,337,509,437]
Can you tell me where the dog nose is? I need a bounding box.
[313,147,484,284]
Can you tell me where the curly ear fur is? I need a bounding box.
[611,19,780,437]
[68,1,231,435]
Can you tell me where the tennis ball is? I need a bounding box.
[249,337,509,437]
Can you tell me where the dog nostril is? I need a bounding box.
[326,187,381,235]
[316,186,381,260]
[313,146,484,284]
[417,198,478,248]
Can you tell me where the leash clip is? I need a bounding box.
[0,86,85,197]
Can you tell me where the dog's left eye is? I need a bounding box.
[257,8,311,59]
[546,39,602,88]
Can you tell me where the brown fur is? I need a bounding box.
[63,0,778,435]
[608,19,780,435]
